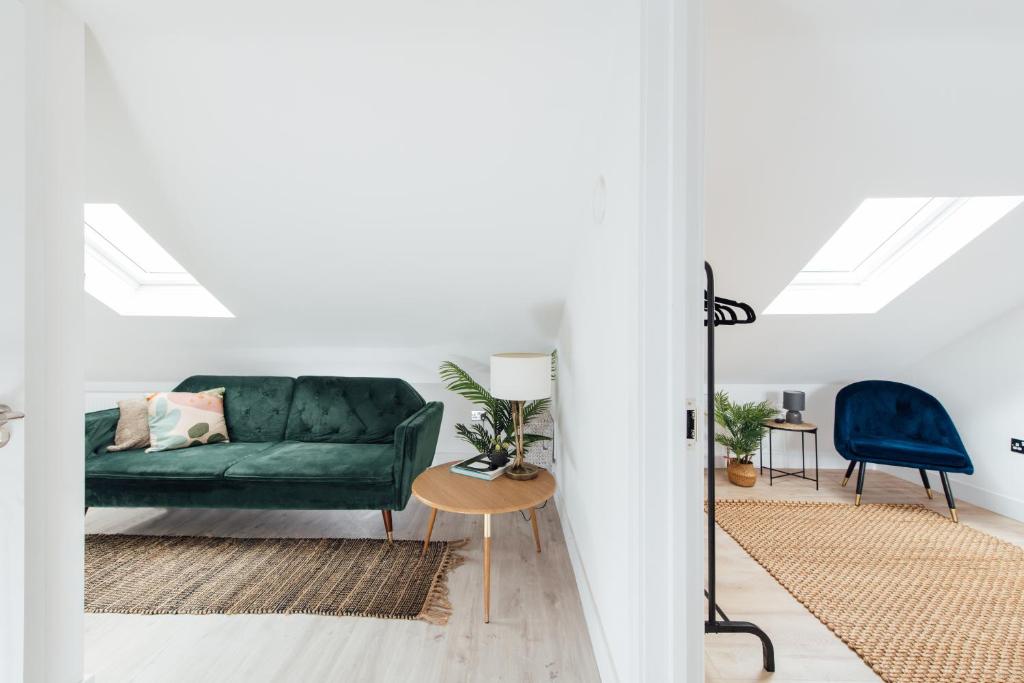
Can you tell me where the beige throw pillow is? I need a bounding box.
[106,398,151,452]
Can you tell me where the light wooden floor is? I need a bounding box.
[84,497,601,683]
[705,467,1024,683]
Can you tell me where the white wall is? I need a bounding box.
[0,2,27,679]
[714,383,844,470]
[77,0,592,375]
[881,305,1024,522]
[552,0,642,677]
[80,7,577,465]
[555,201,640,679]
[705,0,1024,385]
[23,2,86,682]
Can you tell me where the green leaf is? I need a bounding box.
[522,398,550,425]
[713,390,778,462]
[454,423,491,452]
[441,356,555,456]
[206,432,227,444]
[439,362,497,412]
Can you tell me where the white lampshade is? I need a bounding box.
[490,353,551,401]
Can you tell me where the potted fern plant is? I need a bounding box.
[439,356,554,465]
[714,391,778,487]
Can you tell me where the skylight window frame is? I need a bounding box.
[790,198,966,286]
[85,222,196,287]
[83,203,234,318]
[764,195,1024,315]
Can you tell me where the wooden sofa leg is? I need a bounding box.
[841,461,856,487]
[381,510,394,542]
[919,469,934,500]
[938,472,958,523]
[854,461,866,506]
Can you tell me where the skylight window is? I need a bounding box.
[84,204,233,317]
[764,196,1024,315]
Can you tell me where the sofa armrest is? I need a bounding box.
[393,401,444,508]
[86,408,120,456]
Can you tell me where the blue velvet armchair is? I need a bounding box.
[834,380,972,522]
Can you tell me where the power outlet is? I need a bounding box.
[470,410,485,422]
[1012,438,1024,454]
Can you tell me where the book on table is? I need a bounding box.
[450,453,508,480]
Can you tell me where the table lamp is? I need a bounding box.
[783,390,805,424]
[490,353,551,481]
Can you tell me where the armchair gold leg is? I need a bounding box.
[841,461,856,488]
[919,470,934,500]
[939,472,959,524]
[854,461,866,507]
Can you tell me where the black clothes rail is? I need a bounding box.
[704,261,775,672]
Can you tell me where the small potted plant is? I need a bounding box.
[439,359,553,466]
[714,391,777,487]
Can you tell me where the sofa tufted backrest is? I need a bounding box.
[285,376,426,444]
[173,376,295,442]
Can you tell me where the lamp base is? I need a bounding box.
[785,409,803,424]
[505,462,541,481]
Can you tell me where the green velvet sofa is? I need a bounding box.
[84,375,444,540]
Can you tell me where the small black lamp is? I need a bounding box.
[783,391,805,424]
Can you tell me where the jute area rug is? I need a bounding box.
[714,500,1024,683]
[85,535,467,625]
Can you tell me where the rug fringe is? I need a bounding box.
[417,538,469,626]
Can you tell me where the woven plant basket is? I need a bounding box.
[727,460,757,487]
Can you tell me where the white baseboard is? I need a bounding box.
[554,491,617,683]
[881,466,1024,522]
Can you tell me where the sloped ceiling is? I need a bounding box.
[706,0,1024,384]
[72,0,593,382]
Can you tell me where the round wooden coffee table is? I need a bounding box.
[412,461,557,623]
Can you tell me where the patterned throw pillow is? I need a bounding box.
[146,388,230,453]
[106,398,151,452]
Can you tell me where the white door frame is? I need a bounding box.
[1,3,28,680]
[20,1,86,682]
[633,0,704,681]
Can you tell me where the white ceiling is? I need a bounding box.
[72,0,594,381]
[706,0,1024,383]
[74,0,1024,385]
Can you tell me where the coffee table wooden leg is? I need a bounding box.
[483,513,492,623]
[529,507,541,553]
[421,506,438,558]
